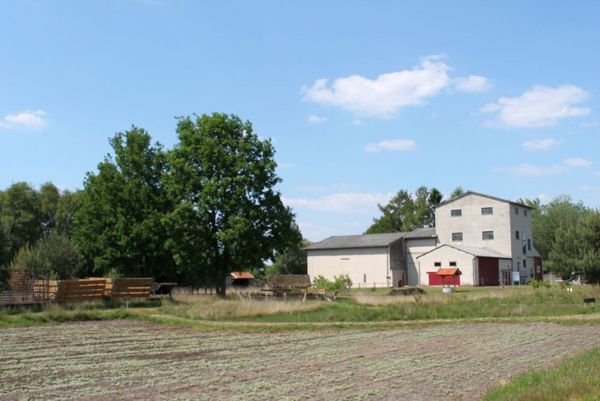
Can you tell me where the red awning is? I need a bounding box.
[435,268,462,276]
[230,272,255,280]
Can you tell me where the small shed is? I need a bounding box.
[230,272,255,287]
[430,268,462,287]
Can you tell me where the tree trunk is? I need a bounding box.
[215,271,227,297]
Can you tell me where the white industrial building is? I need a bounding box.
[306,192,543,287]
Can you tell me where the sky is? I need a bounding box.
[2,0,600,241]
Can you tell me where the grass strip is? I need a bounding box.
[482,347,600,401]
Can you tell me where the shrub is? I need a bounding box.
[530,279,550,289]
[313,274,353,293]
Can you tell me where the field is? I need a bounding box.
[2,320,600,401]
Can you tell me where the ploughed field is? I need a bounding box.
[1,321,600,401]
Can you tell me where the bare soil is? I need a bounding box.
[1,320,600,400]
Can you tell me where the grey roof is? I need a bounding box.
[405,227,437,239]
[305,232,407,250]
[437,191,533,209]
[417,244,511,259]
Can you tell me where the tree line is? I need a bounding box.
[1,114,300,296]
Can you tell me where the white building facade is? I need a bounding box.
[306,192,543,287]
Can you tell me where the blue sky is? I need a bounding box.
[2,0,600,241]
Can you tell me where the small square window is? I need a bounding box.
[482,231,494,240]
[451,209,462,217]
[452,232,463,241]
[434,262,442,267]
[449,261,457,267]
[481,207,493,215]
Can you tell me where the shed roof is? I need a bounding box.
[417,244,511,259]
[436,268,462,276]
[230,272,255,280]
[436,191,532,209]
[305,232,407,250]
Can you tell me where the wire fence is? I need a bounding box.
[0,268,54,306]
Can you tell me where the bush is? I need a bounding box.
[530,279,550,289]
[313,274,352,293]
[11,233,83,279]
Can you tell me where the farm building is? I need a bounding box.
[306,191,543,287]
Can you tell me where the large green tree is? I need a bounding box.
[366,186,443,234]
[74,127,174,279]
[0,182,43,265]
[163,113,297,296]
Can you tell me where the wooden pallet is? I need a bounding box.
[111,278,153,300]
[55,279,107,303]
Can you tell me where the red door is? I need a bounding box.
[478,257,500,286]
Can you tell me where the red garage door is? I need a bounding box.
[478,257,499,286]
[427,272,460,286]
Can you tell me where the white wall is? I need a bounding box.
[405,237,437,285]
[435,194,512,256]
[417,246,477,285]
[307,247,391,288]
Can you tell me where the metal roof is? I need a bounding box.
[305,232,408,250]
[417,244,511,259]
[436,191,533,209]
[405,227,437,239]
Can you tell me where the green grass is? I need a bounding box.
[482,347,600,401]
[227,287,600,323]
[2,285,600,330]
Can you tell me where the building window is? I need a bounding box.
[528,239,531,251]
[451,209,462,217]
[524,210,528,217]
[516,231,520,239]
[363,273,367,283]
[514,207,519,215]
[434,262,441,267]
[523,259,527,268]
[482,231,494,240]
[452,232,463,241]
[481,207,493,215]
[449,261,457,267]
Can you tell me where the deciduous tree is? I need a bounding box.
[163,113,296,296]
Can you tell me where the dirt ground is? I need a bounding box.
[1,321,600,401]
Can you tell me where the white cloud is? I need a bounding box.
[365,138,416,152]
[454,75,491,92]
[301,55,452,118]
[353,119,364,125]
[563,157,593,167]
[581,121,600,128]
[283,192,392,213]
[0,110,48,130]
[306,114,327,124]
[481,85,590,128]
[277,161,293,169]
[522,138,560,151]
[501,157,593,176]
[581,185,600,192]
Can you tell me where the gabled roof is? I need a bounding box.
[305,232,407,250]
[417,243,511,259]
[437,191,532,209]
[436,268,462,276]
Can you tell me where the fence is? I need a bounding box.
[0,268,55,306]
